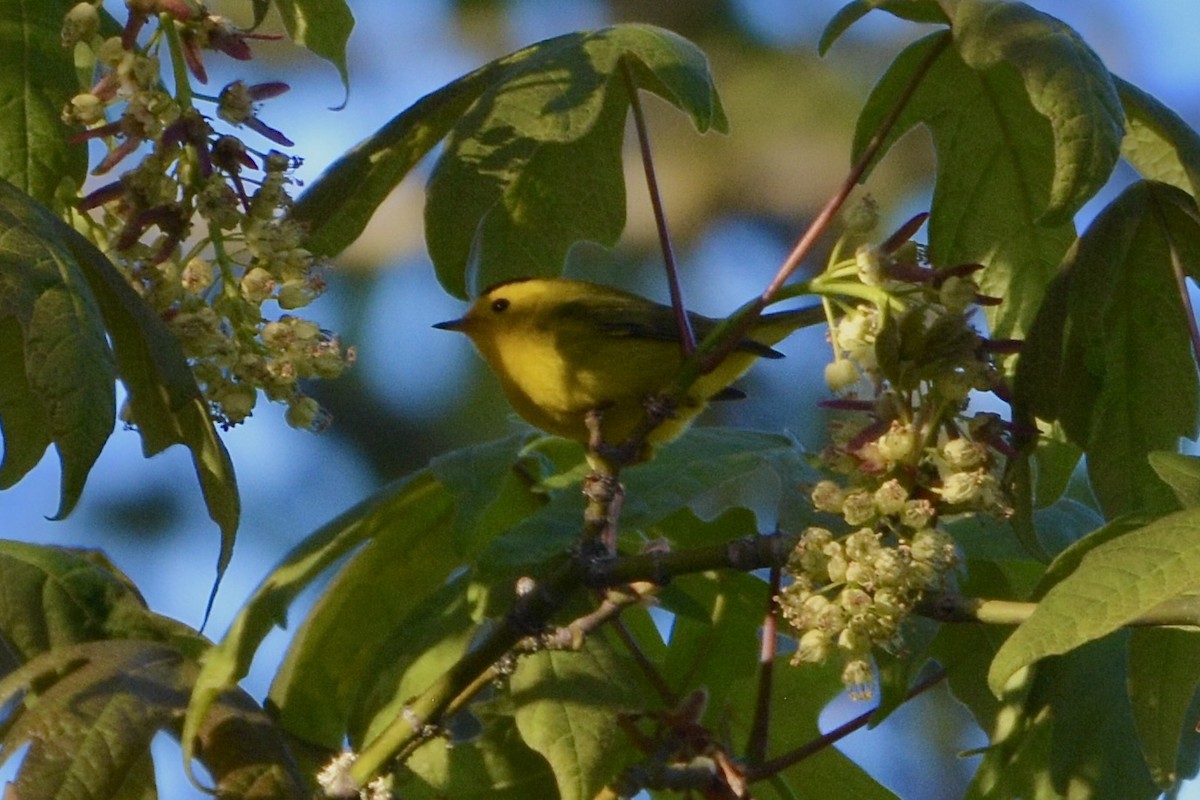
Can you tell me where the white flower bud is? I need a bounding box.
[856,244,885,286]
[842,659,875,700]
[240,267,276,303]
[811,481,845,514]
[873,478,909,516]
[939,470,984,505]
[824,357,860,391]
[942,438,986,470]
[841,490,876,526]
[901,499,936,530]
[876,421,917,464]
[796,629,832,664]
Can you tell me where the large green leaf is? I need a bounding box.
[725,657,899,799]
[426,24,726,298]
[1015,181,1200,518]
[854,0,1123,340]
[988,507,1200,694]
[0,178,240,571]
[296,24,724,288]
[401,713,557,799]
[292,43,523,258]
[0,0,87,206]
[476,428,812,579]
[819,0,949,55]
[1116,75,1200,199]
[971,635,1159,800]
[0,181,116,517]
[0,541,205,673]
[270,0,354,95]
[0,639,305,800]
[510,633,649,800]
[1127,627,1200,789]
[265,479,458,746]
[949,0,1122,224]
[1148,452,1200,509]
[183,470,451,763]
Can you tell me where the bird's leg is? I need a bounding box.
[642,393,678,430]
[584,409,625,554]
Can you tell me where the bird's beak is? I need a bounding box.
[433,317,468,331]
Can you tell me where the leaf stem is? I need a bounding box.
[610,615,678,706]
[743,667,947,780]
[746,564,782,764]
[159,12,194,109]
[621,56,696,356]
[760,32,949,303]
[1157,202,1200,365]
[700,32,951,373]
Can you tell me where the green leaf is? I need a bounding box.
[296,24,724,290]
[1149,452,1200,509]
[65,208,240,592]
[271,0,353,96]
[0,181,116,517]
[726,655,899,800]
[266,479,458,747]
[1116,75,1200,199]
[430,433,546,553]
[0,639,306,800]
[1016,180,1200,518]
[819,0,949,56]
[971,635,1159,800]
[184,471,451,761]
[661,570,765,706]
[0,315,52,489]
[0,0,88,205]
[1127,627,1200,789]
[0,541,208,676]
[949,0,1123,223]
[293,47,523,258]
[473,428,813,589]
[401,713,558,799]
[0,542,142,665]
[855,1,1123,340]
[510,634,648,800]
[988,507,1200,695]
[0,178,240,557]
[425,24,726,298]
[622,428,813,532]
[929,558,1046,731]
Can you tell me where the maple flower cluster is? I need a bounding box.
[778,212,1017,699]
[60,0,352,431]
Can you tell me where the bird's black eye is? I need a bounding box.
[491,298,510,313]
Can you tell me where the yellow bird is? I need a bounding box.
[434,278,818,453]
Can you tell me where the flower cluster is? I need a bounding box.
[779,212,1016,698]
[61,1,351,430]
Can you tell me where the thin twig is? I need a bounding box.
[743,667,947,781]
[700,32,952,373]
[746,564,782,764]
[621,56,696,355]
[1157,199,1200,366]
[610,615,679,706]
[761,33,949,302]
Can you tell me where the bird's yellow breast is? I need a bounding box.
[436,277,811,453]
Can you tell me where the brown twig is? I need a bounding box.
[621,55,696,355]
[611,615,679,706]
[743,667,947,781]
[745,564,782,764]
[700,31,952,373]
